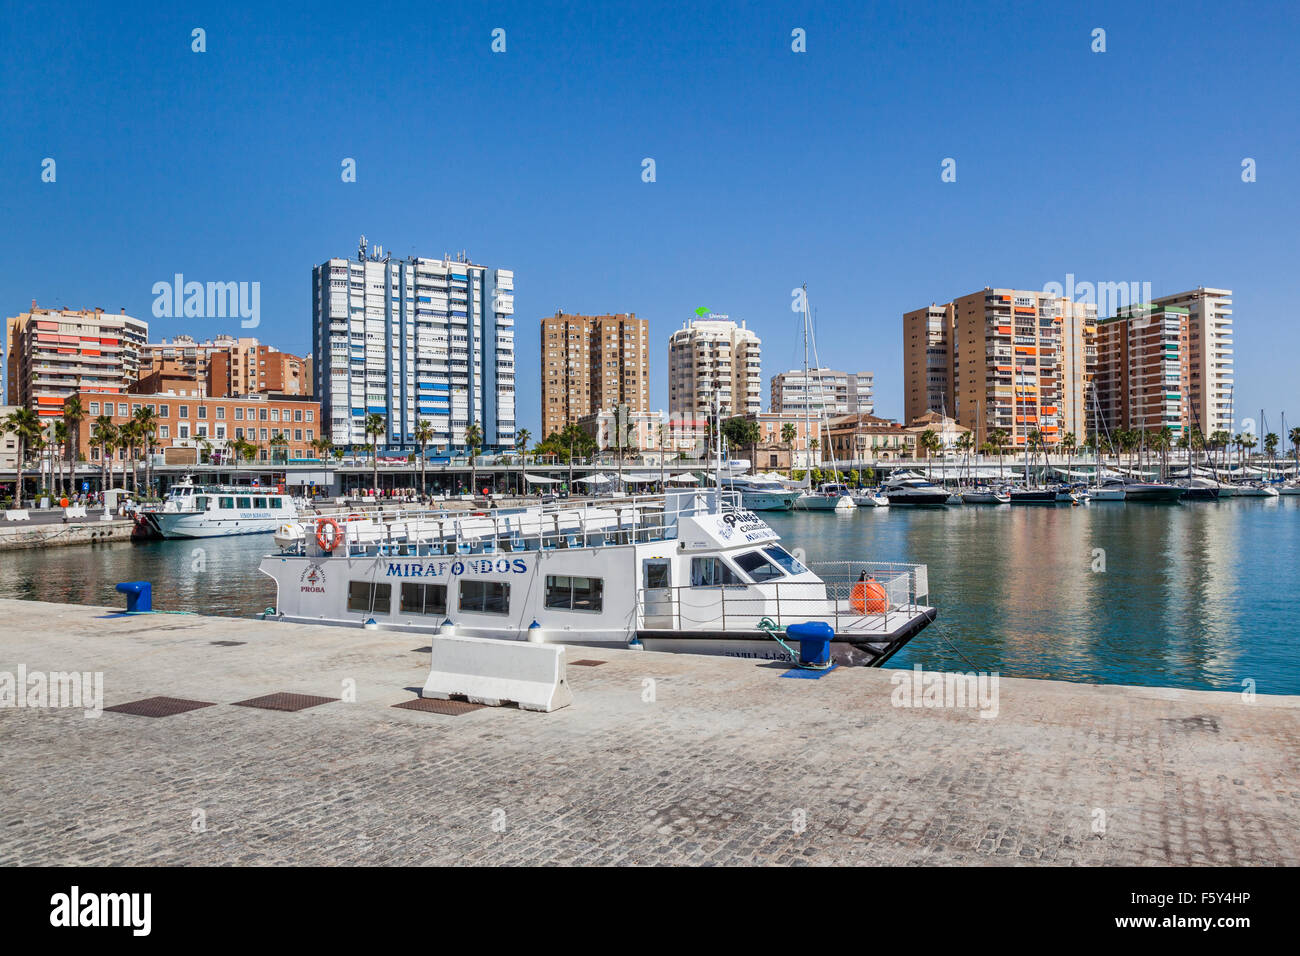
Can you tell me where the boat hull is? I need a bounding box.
[144,512,284,538]
[1122,485,1184,502]
[738,491,798,511]
[794,494,856,511]
[1008,490,1058,504]
[883,492,949,507]
[1180,487,1220,500]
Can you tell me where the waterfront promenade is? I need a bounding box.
[1,598,1296,866]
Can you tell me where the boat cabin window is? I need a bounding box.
[762,546,808,576]
[401,582,447,616]
[545,575,604,612]
[347,581,392,615]
[690,557,742,587]
[459,580,510,614]
[254,497,267,509]
[194,496,210,511]
[220,497,234,509]
[733,550,785,582]
[269,498,283,509]
[237,497,251,509]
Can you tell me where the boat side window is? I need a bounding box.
[269,498,283,509]
[459,580,510,614]
[400,582,447,616]
[347,581,392,614]
[733,550,784,582]
[762,546,808,575]
[690,557,742,587]
[545,575,603,612]
[254,497,267,509]
[219,497,234,509]
[236,497,251,508]
[194,496,210,511]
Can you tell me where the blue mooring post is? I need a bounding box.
[115,581,152,613]
[786,621,834,667]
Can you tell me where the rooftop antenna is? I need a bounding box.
[358,235,368,260]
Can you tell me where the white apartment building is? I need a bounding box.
[311,238,515,452]
[667,314,762,418]
[769,368,874,416]
[1150,287,1234,435]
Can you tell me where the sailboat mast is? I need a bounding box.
[801,284,811,476]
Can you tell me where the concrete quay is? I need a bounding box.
[1,598,1296,866]
[0,517,134,551]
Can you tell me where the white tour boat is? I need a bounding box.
[136,477,299,538]
[259,491,935,667]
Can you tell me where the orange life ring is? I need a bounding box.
[346,512,362,522]
[316,517,344,552]
[851,576,889,614]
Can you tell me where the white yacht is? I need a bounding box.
[136,477,299,538]
[794,482,857,511]
[881,473,950,506]
[722,474,799,511]
[1231,482,1279,498]
[260,491,934,667]
[851,488,890,507]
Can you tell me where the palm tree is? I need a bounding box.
[268,433,289,464]
[4,407,41,505]
[90,415,115,497]
[132,405,157,498]
[514,428,531,495]
[919,429,942,480]
[1061,432,1077,465]
[1290,426,1300,474]
[63,396,85,496]
[364,412,386,494]
[52,420,69,496]
[413,419,434,496]
[1152,426,1173,480]
[1264,432,1279,476]
[780,422,797,474]
[464,421,483,496]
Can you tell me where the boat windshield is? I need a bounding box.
[762,545,807,575]
[733,550,785,583]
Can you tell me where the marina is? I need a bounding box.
[2,597,1296,866]
[3,492,1298,694]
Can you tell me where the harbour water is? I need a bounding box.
[1,497,1296,694]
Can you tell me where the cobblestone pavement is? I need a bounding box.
[1,599,1297,865]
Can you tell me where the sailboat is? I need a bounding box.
[791,285,855,512]
[1008,431,1056,504]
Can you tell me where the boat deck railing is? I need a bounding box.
[636,560,929,635]
[282,490,744,557]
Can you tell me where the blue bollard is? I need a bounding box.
[786,620,834,667]
[115,581,152,613]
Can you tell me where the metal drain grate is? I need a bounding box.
[569,659,606,667]
[104,696,217,718]
[232,693,338,712]
[393,697,485,716]
[210,640,246,647]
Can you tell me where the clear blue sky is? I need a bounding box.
[4,0,1299,436]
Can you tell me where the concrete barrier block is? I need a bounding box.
[64,506,87,519]
[422,634,573,712]
[5,510,30,522]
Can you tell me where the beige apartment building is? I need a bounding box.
[903,303,954,424]
[667,314,762,418]
[539,312,649,439]
[1094,304,1191,436]
[904,289,1096,448]
[769,368,874,416]
[5,304,149,421]
[1150,288,1234,435]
